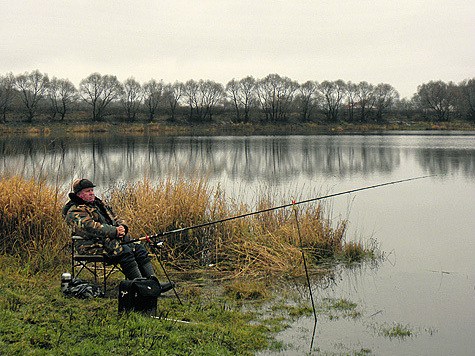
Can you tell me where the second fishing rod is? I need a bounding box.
[125,175,436,245]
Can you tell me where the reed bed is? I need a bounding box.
[0,174,69,272]
[108,177,351,278]
[1,175,363,277]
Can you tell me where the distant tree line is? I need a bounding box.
[0,70,473,124]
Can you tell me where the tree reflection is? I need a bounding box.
[1,135,473,188]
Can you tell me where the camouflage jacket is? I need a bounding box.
[62,193,129,256]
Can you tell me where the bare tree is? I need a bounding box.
[455,78,475,122]
[15,70,50,122]
[345,81,358,122]
[295,80,319,122]
[226,78,241,122]
[226,76,256,123]
[256,74,299,122]
[415,80,455,121]
[143,79,164,122]
[318,80,346,122]
[164,81,184,122]
[0,73,15,123]
[356,81,375,122]
[374,83,399,122]
[198,80,224,121]
[79,73,121,121]
[183,79,200,121]
[120,77,143,122]
[48,77,77,121]
[183,79,224,122]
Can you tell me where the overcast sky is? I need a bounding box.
[1,0,473,98]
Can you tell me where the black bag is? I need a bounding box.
[118,277,161,316]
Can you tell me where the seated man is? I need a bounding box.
[62,178,173,292]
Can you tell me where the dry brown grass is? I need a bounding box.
[0,174,69,272]
[108,177,349,278]
[1,175,351,277]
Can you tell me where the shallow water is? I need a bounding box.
[2,132,474,355]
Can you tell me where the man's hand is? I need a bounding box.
[116,225,126,238]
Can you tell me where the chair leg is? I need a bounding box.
[71,243,75,278]
[103,262,107,292]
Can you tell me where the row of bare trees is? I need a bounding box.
[0,70,474,124]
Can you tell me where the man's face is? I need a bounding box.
[77,187,95,203]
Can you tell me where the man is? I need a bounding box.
[62,178,173,292]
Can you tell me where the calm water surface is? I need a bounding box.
[2,132,474,355]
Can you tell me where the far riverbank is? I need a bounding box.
[1,120,474,137]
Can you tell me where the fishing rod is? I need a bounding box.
[126,174,436,245]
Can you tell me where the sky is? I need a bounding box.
[1,0,473,99]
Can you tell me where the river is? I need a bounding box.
[1,131,474,355]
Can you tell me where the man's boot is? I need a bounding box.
[140,261,175,293]
[139,261,156,278]
[159,281,175,293]
[121,261,142,280]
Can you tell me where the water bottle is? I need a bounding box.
[61,272,72,292]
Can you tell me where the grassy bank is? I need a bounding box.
[0,255,282,355]
[0,175,379,354]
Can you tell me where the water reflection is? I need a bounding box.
[1,134,473,186]
[418,148,474,175]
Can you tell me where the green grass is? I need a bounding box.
[0,256,282,355]
[379,323,413,339]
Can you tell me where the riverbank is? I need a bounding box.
[0,175,380,354]
[2,253,387,355]
[0,254,288,355]
[1,119,474,137]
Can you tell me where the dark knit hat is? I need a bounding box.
[72,178,95,194]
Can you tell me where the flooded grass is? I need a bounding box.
[379,323,413,339]
[0,254,389,356]
[224,280,269,300]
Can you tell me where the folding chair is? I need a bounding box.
[71,236,122,292]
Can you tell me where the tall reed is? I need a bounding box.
[0,174,69,272]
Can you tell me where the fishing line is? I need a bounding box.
[127,174,436,244]
[124,175,435,318]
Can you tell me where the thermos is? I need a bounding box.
[61,272,72,292]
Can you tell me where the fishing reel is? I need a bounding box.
[150,241,164,249]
